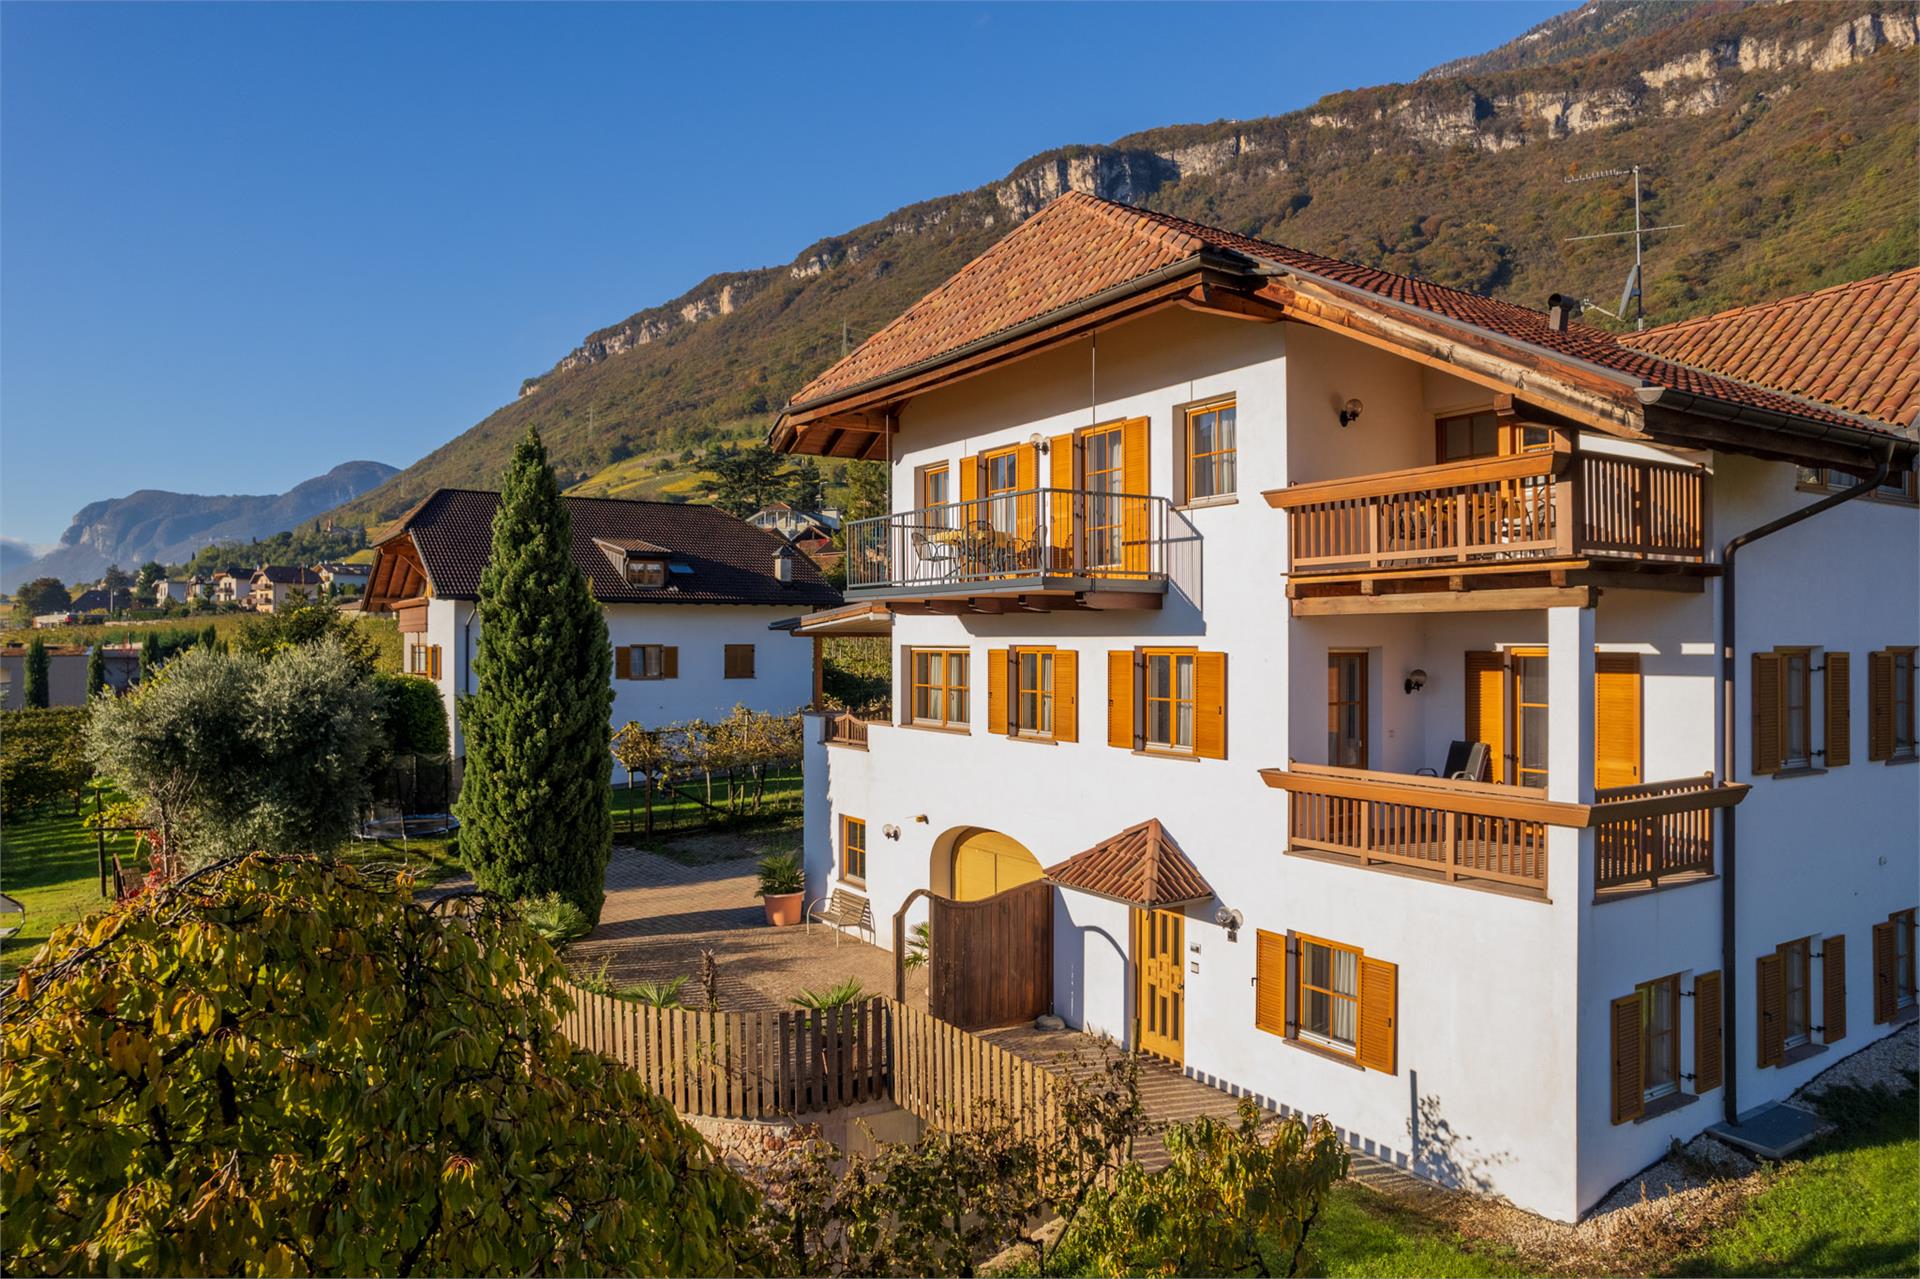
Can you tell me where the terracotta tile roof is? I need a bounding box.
[387,488,842,608]
[1045,818,1214,908]
[1618,268,1920,429]
[790,192,1894,437]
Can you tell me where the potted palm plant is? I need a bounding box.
[757,852,805,927]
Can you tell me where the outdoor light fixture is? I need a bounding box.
[1029,432,1050,453]
[882,824,901,841]
[1338,398,1364,428]
[1405,668,1428,695]
[1214,907,1243,941]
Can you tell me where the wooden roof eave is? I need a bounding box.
[362,534,433,613]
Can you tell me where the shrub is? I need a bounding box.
[374,670,450,757]
[0,707,91,820]
[756,851,804,897]
[519,891,590,947]
[791,977,865,1010]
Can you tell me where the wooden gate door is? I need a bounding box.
[927,878,1053,1031]
[1134,908,1186,1064]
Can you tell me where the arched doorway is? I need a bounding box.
[949,828,1043,902]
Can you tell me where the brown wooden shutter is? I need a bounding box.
[1195,652,1228,760]
[661,646,679,679]
[1825,651,1850,766]
[1752,652,1783,775]
[1053,649,1078,743]
[1121,416,1151,575]
[1594,653,1643,788]
[429,646,442,680]
[1756,950,1786,1068]
[1822,933,1847,1044]
[724,644,754,679]
[1873,920,1897,1023]
[1255,929,1287,1036]
[1465,651,1507,783]
[1356,956,1398,1074]
[1107,650,1135,749]
[615,646,632,680]
[1693,969,1723,1094]
[1869,650,1896,761]
[987,647,1009,736]
[1610,993,1645,1124]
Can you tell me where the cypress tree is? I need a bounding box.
[455,427,613,922]
[24,638,50,708]
[140,631,161,678]
[200,623,218,650]
[86,642,106,697]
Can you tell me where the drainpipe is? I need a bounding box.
[1719,441,1894,1125]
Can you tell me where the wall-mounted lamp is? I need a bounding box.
[882,824,901,841]
[1028,432,1051,454]
[1214,906,1244,942]
[1338,398,1364,428]
[1404,668,1428,695]
[914,814,929,824]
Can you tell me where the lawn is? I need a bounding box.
[607,766,802,842]
[1302,1184,1528,1278]
[0,803,143,983]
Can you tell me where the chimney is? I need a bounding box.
[1547,293,1580,334]
[773,543,795,584]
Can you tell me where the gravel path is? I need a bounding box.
[1793,1019,1919,1100]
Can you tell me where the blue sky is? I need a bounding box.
[1,1,1566,547]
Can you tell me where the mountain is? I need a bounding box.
[3,460,398,592]
[336,0,1918,524]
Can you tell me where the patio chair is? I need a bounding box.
[806,888,875,947]
[910,528,958,579]
[1417,740,1491,782]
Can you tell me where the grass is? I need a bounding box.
[1670,1076,1920,1278]
[0,804,144,983]
[607,768,803,842]
[1301,1184,1528,1278]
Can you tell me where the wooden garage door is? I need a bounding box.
[951,830,1044,902]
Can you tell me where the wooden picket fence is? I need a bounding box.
[558,984,1058,1132]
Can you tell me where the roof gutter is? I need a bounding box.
[1717,438,1895,1127]
[1637,385,1917,469]
[775,249,1257,427]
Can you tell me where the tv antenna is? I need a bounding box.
[1562,164,1685,330]
[841,319,880,356]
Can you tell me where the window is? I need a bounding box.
[1436,410,1499,462]
[1780,936,1812,1048]
[1638,974,1681,1101]
[1782,649,1812,769]
[1183,397,1237,503]
[1082,422,1126,569]
[909,648,969,728]
[1512,649,1550,789]
[625,557,667,587]
[1014,648,1055,737]
[919,463,950,512]
[841,816,867,885]
[1328,651,1368,768]
[1297,935,1361,1054]
[409,644,442,679]
[724,644,755,679]
[1878,908,1918,1022]
[1871,648,1917,761]
[1753,645,1845,774]
[1797,465,1918,504]
[1143,650,1196,753]
[983,447,1021,500]
[617,644,677,681]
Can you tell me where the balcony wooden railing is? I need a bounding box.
[844,488,1172,593]
[821,712,878,749]
[1267,447,1707,575]
[1259,764,1747,897]
[1592,773,1722,891]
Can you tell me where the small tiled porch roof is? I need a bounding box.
[1045,819,1214,909]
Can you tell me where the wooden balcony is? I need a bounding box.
[1265,441,1713,615]
[842,488,1171,613]
[1258,763,1747,898]
[821,711,882,750]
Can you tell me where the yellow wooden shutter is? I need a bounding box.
[1254,929,1287,1036]
[1465,651,1507,783]
[1868,650,1895,761]
[1825,651,1850,767]
[1195,652,1227,760]
[1053,649,1078,743]
[1822,933,1846,1044]
[1121,416,1151,576]
[1873,920,1897,1023]
[1756,950,1785,1068]
[1693,969,1723,1094]
[1752,652,1783,775]
[1611,993,1645,1124]
[1594,653,1642,788]
[987,647,1008,736]
[615,646,632,680]
[1012,443,1040,545]
[662,646,679,679]
[959,454,978,507]
[1356,956,1397,1074]
[1107,650,1134,749]
[429,646,442,680]
[1049,432,1076,564]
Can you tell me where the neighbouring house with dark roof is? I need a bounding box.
[773,192,1917,1224]
[249,565,323,614]
[362,488,842,754]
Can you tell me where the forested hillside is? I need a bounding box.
[337,0,1917,524]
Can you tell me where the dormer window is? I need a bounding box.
[625,557,667,587]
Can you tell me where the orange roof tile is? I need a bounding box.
[1045,819,1214,908]
[1619,268,1920,429]
[788,192,1897,438]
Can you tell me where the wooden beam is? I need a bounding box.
[1290,585,1595,616]
[1178,282,1287,323]
[1639,405,1891,473]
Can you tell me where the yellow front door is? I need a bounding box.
[1135,908,1186,1064]
[950,830,1043,902]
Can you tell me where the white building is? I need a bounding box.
[772,197,1919,1222]
[212,571,252,606]
[151,576,204,606]
[361,488,842,755]
[249,565,322,613]
[313,562,369,597]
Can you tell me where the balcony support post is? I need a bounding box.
[1546,605,1596,808]
[1553,428,1582,558]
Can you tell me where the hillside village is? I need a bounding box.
[2,3,1916,1277]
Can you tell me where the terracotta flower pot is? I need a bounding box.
[763,890,804,927]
